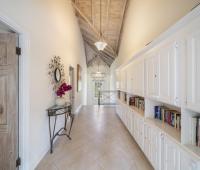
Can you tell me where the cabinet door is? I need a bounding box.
[186,31,200,112]
[150,128,161,169]
[145,54,159,98]
[159,47,170,103]
[163,136,180,170]
[138,117,144,150]
[126,66,131,93]
[134,114,139,143]
[144,123,151,161]
[132,63,137,94]
[180,150,200,170]
[135,59,145,96]
[159,42,180,106]
[130,111,134,137]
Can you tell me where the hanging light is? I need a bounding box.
[94,0,107,51]
[94,41,107,51]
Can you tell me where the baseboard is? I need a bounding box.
[31,144,49,170]
[75,105,82,114]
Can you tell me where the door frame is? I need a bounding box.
[69,66,75,112]
[0,13,30,170]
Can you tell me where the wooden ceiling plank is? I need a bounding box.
[116,0,128,53]
[82,34,115,59]
[85,40,113,66]
[84,37,114,61]
[105,0,111,35]
[72,1,117,56]
[91,0,94,26]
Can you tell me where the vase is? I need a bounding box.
[56,97,66,106]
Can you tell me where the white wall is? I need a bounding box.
[0,0,87,169]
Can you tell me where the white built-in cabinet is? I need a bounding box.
[145,42,180,106]
[116,7,200,170]
[116,101,200,170]
[186,29,200,112]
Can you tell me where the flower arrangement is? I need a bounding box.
[56,82,72,97]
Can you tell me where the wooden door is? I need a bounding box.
[0,33,18,170]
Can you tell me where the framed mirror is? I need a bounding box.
[54,68,61,82]
[49,56,65,91]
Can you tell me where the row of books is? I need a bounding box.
[154,106,181,130]
[190,117,200,147]
[129,96,145,111]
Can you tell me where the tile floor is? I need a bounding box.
[36,105,153,170]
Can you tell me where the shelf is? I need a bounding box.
[129,105,145,117]
[146,118,181,143]
[117,99,145,117]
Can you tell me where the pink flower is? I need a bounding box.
[56,83,72,97]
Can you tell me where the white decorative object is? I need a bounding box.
[94,0,107,51]
[94,41,107,51]
[56,97,65,106]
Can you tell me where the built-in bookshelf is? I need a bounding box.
[182,108,200,157]
[129,95,145,112]
[145,98,181,142]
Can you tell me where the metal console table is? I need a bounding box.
[47,103,74,153]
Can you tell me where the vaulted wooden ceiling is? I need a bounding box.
[71,0,128,67]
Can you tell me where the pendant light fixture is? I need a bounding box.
[94,0,107,51]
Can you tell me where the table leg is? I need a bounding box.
[48,116,53,154]
[68,114,74,137]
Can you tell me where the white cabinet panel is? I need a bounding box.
[135,59,145,96]
[144,123,151,161]
[159,42,180,106]
[138,117,144,150]
[120,69,127,91]
[159,48,170,103]
[145,54,159,99]
[163,136,180,170]
[186,31,200,112]
[126,66,132,93]
[180,150,200,170]
[150,128,161,170]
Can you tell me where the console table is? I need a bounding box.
[47,103,74,153]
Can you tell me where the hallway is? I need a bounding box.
[36,106,153,170]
